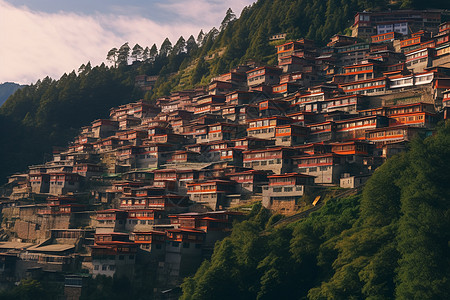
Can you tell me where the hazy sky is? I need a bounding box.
[0,0,255,84]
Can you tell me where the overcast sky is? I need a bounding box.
[0,0,255,85]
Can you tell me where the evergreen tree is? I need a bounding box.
[159,38,173,57]
[220,8,237,32]
[172,36,186,55]
[186,35,198,54]
[205,27,219,43]
[149,44,158,61]
[117,42,131,66]
[131,43,144,62]
[395,125,450,299]
[142,46,150,61]
[191,57,208,85]
[197,30,205,46]
[106,47,118,67]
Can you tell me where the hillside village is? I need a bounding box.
[1,9,450,297]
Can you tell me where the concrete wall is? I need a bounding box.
[244,159,292,175]
[294,165,342,184]
[340,175,370,188]
[92,254,135,278]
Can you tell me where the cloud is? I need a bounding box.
[157,0,253,26]
[0,2,111,84]
[0,0,254,85]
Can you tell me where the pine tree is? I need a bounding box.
[186,35,198,54]
[142,47,150,61]
[172,36,186,55]
[117,42,130,66]
[106,48,118,67]
[131,43,144,62]
[159,38,173,57]
[149,44,158,61]
[395,125,450,299]
[197,30,205,46]
[220,8,237,32]
[191,57,208,85]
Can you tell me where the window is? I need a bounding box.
[102,265,107,271]
[183,242,190,248]
[119,255,124,260]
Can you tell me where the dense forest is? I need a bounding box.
[0,0,448,182]
[0,64,143,183]
[180,122,450,299]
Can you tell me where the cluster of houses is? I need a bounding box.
[0,9,450,294]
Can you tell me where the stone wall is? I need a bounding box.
[433,55,450,68]
[270,198,297,215]
[372,87,435,107]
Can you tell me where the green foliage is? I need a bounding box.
[149,44,158,60]
[182,123,450,299]
[0,279,47,300]
[395,124,450,299]
[186,35,198,55]
[131,44,144,62]
[118,43,131,66]
[0,63,143,183]
[191,57,209,86]
[81,265,158,300]
[309,124,450,299]
[181,195,361,299]
[159,38,173,57]
[219,8,237,32]
[106,47,118,67]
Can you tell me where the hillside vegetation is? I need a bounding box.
[0,64,142,182]
[181,122,450,299]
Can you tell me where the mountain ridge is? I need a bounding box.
[0,82,24,107]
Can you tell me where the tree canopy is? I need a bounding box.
[181,123,450,299]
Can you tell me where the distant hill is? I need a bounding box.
[0,82,24,107]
